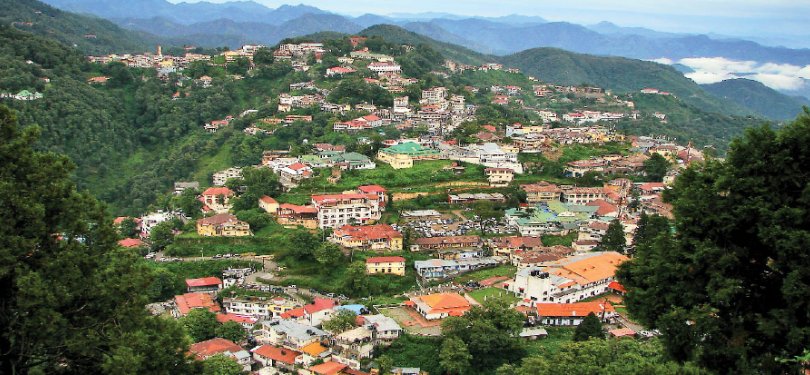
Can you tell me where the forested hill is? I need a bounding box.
[0,0,161,54]
[702,78,810,120]
[360,24,490,66]
[499,47,754,116]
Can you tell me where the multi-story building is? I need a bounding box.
[421,87,447,104]
[560,186,607,205]
[331,225,403,251]
[212,167,243,186]
[484,167,514,187]
[365,256,406,276]
[196,213,251,237]
[201,187,235,213]
[311,193,382,229]
[521,182,562,203]
[508,251,628,304]
[223,296,299,319]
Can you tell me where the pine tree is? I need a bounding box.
[600,219,626,253]
[0,105,198,374]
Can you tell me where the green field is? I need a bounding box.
[468,287,519,304]
[455,265,517,283]
[524,327,576,356]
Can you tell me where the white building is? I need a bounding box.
[212,167,243,186]
[311,193,383,229]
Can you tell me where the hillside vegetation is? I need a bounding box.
[702,78,809,120]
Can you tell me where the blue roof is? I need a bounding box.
[336,305,366,314]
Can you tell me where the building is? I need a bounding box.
[447,193,506,205]
[365,256,406,276]
[174,181,200,195]
[409,293,470,320]
[521,182,562,203]
[312,193,383,229]
[331,326,374,370]
[252,345,301,372]
[331,224,403,251]
[280,298,337,327]
[212,167,243,186]
[360,314,402,341]
[488,236,544,257]
[259,195,280,214]
[412,235,482,252]
[560,187,607,205]
[189,338,251,372]
[216,313,258,330]
[377,142,441,169]
[279,162,313,190]
[174,292,221,317]
[186,277,222,293]
[276,204,319,229]
[368,61,401,74]
[508,252,629,304]
[505,201,598,236]
[201,187,235,213]
[196,213,251,237]
[414,258,502,279]
[484,167,514,187]
[533,302,616,326]
[223,296,298,319]
[255,320,329,350]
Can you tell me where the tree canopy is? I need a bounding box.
[617,111,810,374]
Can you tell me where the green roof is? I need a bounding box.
[379,142,440,156]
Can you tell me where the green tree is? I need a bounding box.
[632,212,670,252]
[617,114,810,373]
[252,47,274,65]
[471,201,501,236]
[150,220,177,251]
[439,337,472,375]
[118,217,140,238]
[0,105,197,374]
[288,231,319,260]
[343,261,370,296]
[215,321,247,344]
[322,309,357,333]
[600,219,626,253]
[643,153,671,182]
[314,242,343,265]
[573,312,605,341]
[441,299,526,371]
[202,354,243,375]
[376,354,394,375]
[182,308,219,343]
[174,188,203,219]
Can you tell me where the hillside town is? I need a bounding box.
[92,34,712,375]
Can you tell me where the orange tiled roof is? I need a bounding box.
[186,277,222,287]
[202,187,234,197]
[535,302,615,318]
[334,224,402,242]
[189,338,242,360]
[366,256,406,264]
[418,293,471,315]
[301,341,329,357]
[175,293,220,315]
[253,345,300,364]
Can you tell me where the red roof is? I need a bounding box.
[357,185,386,194]
[186,277,222,288]
[253,345,301,365]
[118,238,144,248]
[260,195,278,204]
[279,203,318,215]
[312,193,377,204]
[334,224,402,242]
[216,313,257,325]
[288,162,309,171]
[189,338,243,360]
[362,115,381,122]
[366,256,406,264]
[175,293,221,315]
[202,187,234,197]
[304,298,336,315]
[280,307,306,319]
[535,302,615,318]
[309,361,348,375]
[608,281,626,293]
[587,200,619,216]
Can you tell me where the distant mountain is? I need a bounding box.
[116,13,362,48]
[587,21,683,39]
[402,22,488,53]
[353,14,395,28]
[702,79,809,120]
[500,47,753,116]
[40,0,327,24]
[0,0,160,53]
[359,24,489,65]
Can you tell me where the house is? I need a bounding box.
[174,181,200,195]
[196,213,251,237]
[252,345,301,372]
[174,292,221,317]
[186,277,222,293]
[189,338,251,372]
[213,167,243,186]
[365,256,406,276]
[488,236,543,257]
[409,293,471,320]
[255,320,329,351]
[447,193,506,204]
[560,187,607,205]
[276,204,319,229]
[510,246,576,268]
[484,167,514,187]
[140,211,173,236]
[533,302,616,326]
[508,252,629,304]
[521,182,562,203]
[359,314,402,341]
[412,235,482,252]
[377,142,441,169]
[505,201,598,236]
[312,193,383,229]
[609,327,636,338]
[201,187,235,213]
[368,61,401,74]
[223,296,298,319]
[259,195,280,214]
[414,258,502,279]
[216,313,258,330]
[280,298,337,327]
[305,361,348,375]
[331,225,403,251]
[331,326,374,369]
[87,76,110,85]
[279,162,313,190]
[325,66,357,77]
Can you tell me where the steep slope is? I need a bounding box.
[499,47,753,116]
[402,22,489,53]
[0,0,159,53]
[702,79,809,120]
[359,24,491,66]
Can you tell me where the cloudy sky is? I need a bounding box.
[176,0,810,47]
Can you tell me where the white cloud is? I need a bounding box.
[666,57,810,92]
[650,57,673,65]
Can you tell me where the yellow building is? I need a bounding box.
[330,224,404,251]
[196,213,251,237]
[259,195,279,214]
[376,142,440,169]
[365,256,406,276]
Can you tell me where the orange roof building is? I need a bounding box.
[331,224,403,251]
[185,277,222,292]
[174,292,221,316]
[410,293,471,320]
[308,361,348,375]
[508,251,628,304]
[534,302,616,326]
[252,345,301,368]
